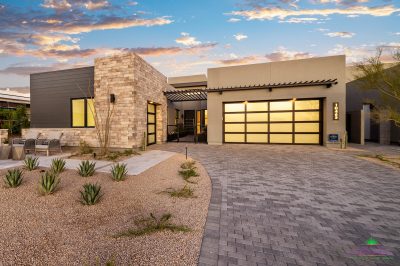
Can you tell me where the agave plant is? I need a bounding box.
[77,160,96,177]
[23,156,39,171]
[80,183,102,205]
[3,168,23,188]
[110,163,128,181]
[39,171,60,195]
[50,158,66,174]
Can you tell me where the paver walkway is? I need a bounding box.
[0,150,175,176]
[153,143,400,266]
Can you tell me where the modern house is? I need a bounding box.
[28,53,347,149]
[0,89,30,110]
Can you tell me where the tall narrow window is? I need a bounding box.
[71,98,95,128]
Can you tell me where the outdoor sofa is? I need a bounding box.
[35,132,63,156]
[12,131,40,154]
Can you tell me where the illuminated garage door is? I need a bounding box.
[223,99,322,144]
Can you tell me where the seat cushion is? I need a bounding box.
[35,145,48,150]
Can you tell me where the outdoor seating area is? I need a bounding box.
[1,131,63,160]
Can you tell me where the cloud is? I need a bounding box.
[123,43,218,56]
[228,5,400,21]
[175,32,201,46]
[325,31,355,38]
[42,0,110,10]
[234,33,248,41]
[0,62,88,76]
[312,0,369,5]
[228,18,241,22]
[265,47,313,61]
[279,17,326,23]
[218,55,261,65]
[328,43,400,63]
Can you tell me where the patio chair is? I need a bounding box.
[12,131,40,154]
[35,131,63,156]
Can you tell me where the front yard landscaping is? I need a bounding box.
[0,154,211,265]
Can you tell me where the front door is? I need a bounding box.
[147,103,156,145]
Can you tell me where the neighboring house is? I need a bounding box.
[0,89,30,110]
[346,65,400,145]
[28,53,346,149]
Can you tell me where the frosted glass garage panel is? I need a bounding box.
[270,101,293,111]
[225,124,245,132]
[295,123,320,132]
[147,124,155,134]
[225,103,245,112]
[147,103,155,113]
[270,123,292,132]
[247,124,268,132]
[270,112,292,122]
[225,134,245,142]
[247,102,268,112]
[295,134,320,144]
[295,100,320,110]
[247,134,268,143]
[270,134,292,143]
[247,113,268,122]
[225,113,245,122]
[295,112,320,121]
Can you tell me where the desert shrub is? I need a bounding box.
[165,185,195,198]
[181,160,196,170]
[50,158,66,174]
[123,149,133,156]
[80,183,102,205]
[3,168,23,188]
[106,152,119,161]
[114,213,190,237]
[111,163,128,181]
[23,156,39,171]
[39,171,60,195]
[79,140,93,155]
[77,160,96,177]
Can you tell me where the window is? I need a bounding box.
[71,98,95,128]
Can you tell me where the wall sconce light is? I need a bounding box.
[110,94,115,103]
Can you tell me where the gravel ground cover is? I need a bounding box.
[0,154,211,265]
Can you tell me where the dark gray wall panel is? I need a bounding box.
[30,67,94,128]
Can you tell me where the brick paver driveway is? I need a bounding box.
[153,143,400,266]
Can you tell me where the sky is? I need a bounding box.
[0,0,399,88]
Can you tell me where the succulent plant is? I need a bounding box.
[77,160,96,177]
[110,163,128,181]
[80,183,102,205]
[39,171,60,195]
[50,158,66,174]
[24,156,39,171]
[3,168,23,188]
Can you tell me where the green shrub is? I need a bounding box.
[165,185,195,198]
[107,152,119,161]
[79,140,93,155]
[3,168,23,188]
[123,149,133,156]
[111,163,128,181]
[77,160,96,177]
[24,156,39,171]
[179,168,199,183]
[39,171,60,195]
[50,158,66,174]
[80,183,103,205]
[114,213,190,237]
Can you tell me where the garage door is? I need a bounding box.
[223,99,322,144]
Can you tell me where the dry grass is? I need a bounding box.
[0,154,211,265]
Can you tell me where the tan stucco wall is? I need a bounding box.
[207,55,347,146]
[168,74,207,84]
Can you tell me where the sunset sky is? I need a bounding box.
[0,0,399,88]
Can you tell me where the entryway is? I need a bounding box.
[147,102,156,145]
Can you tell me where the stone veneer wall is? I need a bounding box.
[24,53,171,149]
